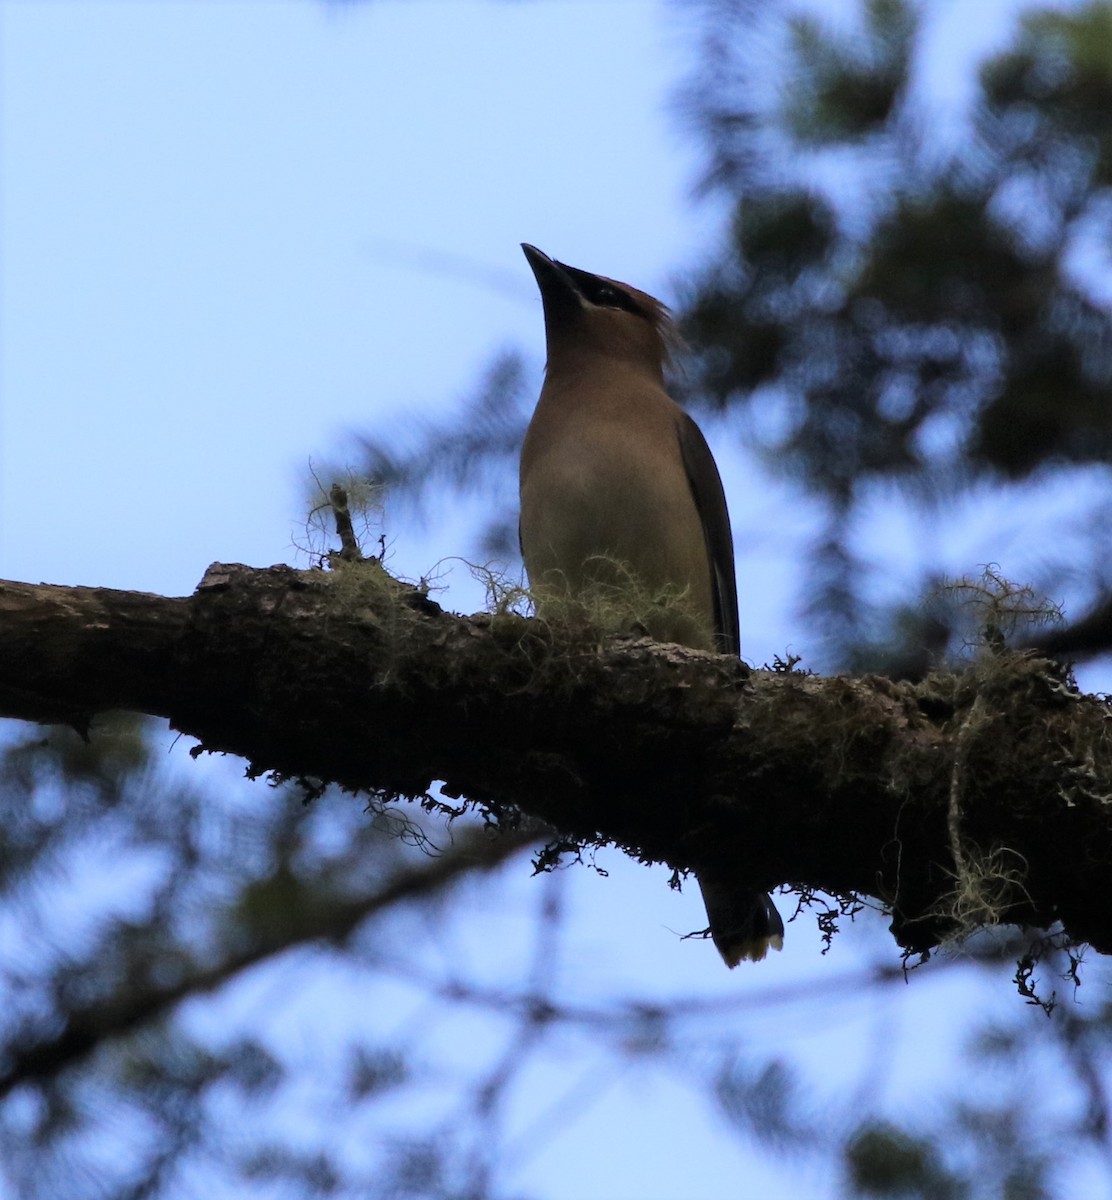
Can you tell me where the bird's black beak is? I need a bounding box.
[522,243,582,316]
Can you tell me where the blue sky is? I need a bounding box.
[3,2,1110,1198]
[3,1,711,592]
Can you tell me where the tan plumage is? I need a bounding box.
[518,244,784,966]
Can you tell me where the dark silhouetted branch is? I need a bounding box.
[2,562,1111,958]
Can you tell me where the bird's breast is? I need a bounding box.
[519,392,715,648]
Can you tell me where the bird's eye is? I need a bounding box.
[591,284,636,311]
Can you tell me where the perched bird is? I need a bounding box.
[518,243,784,966]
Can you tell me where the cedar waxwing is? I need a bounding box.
[519,244,784,966]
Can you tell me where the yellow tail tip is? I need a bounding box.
[720,933,785,968]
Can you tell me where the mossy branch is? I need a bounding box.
[1,561,1111,957]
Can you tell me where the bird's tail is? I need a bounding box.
[696,875,785,967]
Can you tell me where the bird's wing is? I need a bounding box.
[676,411,740,656]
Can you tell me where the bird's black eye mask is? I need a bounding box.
[558,262,651,319]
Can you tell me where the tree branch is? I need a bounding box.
[2,562,1111,956]
[0,824,537,1099]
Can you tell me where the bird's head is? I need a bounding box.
[522,244,676,376]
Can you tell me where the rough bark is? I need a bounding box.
[1,561,1110,956]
